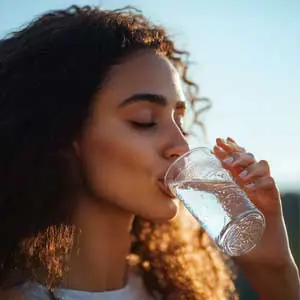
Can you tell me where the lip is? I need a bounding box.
[157,180,176,198]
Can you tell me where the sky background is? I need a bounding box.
[1,0,299,191]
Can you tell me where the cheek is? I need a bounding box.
[79,123,157,203]
[77,121,178,221]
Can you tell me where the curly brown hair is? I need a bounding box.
[0,5,236,299]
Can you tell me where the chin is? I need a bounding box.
[144,199,179,224]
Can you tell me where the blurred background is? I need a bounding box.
[1,0,299,298]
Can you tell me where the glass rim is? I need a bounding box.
[164,146,212,186]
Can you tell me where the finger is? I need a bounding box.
[214,147,253,169]
[222,152,256,168]
[219,152,256,181]
[216,137,246,153]
[244,176,276,192]
[238,163,270,185]
[213,145,227,160]
[225,137,247,153]
[226,137,245,151]
[227,136,237,143]
[239,161,270,184]
[225,137,246,152]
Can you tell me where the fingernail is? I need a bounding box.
[215,146,226,152]
[217,138,226,144]
[245,183,255,190]
[227,137,236,143]
[223,156,234,164]
[239,170,248,178]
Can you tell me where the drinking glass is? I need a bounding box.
[164,147,265,256]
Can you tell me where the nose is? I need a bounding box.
[163,129,190,161]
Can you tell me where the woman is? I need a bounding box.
[0,5,298,300]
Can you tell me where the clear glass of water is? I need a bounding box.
[164,147,265,256]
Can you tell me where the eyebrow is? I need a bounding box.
[118,93,167,108]
[118,93,186,110]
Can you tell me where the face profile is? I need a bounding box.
[74,51,188,223]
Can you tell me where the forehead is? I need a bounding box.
[98,50,185,106]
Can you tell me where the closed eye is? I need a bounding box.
[130,121,157,129]
[178,125,189,137]
[130,120,188,136]
[180,128,189,137]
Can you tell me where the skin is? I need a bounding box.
[3,50,299,299]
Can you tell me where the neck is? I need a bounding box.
[62,197,134,292]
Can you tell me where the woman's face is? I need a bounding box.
[75,50,189,222]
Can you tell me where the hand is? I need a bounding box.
[213,137,300,299]
[214,137,288,265]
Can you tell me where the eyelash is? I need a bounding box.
[181,129,189,137]
[130,121,189,136]
[130,121,157,129]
